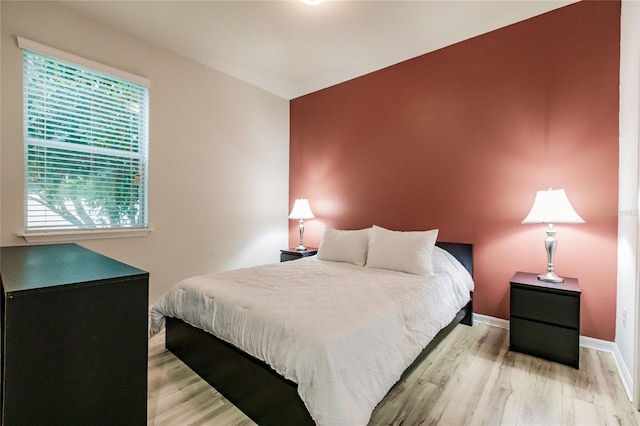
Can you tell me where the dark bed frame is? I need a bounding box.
[165,242,473,426]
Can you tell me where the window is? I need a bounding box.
[20,38,149,235]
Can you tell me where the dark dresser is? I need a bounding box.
[509,271,581,368]
[0,243,149,424]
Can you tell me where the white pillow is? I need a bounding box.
[366,225,439,275]
[317,226,371,266]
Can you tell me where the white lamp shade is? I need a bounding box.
[522,189,585,224]
[288,198,315,220]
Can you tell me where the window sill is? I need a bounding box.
[20,228,153,244]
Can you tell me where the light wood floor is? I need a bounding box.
[148,323,640,425]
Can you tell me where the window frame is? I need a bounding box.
[18,37,151,242]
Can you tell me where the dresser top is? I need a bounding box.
[1,243,148,295]
[510,271,581,293]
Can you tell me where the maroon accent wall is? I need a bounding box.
[289,1,620,341]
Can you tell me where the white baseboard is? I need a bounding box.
[611,342,635,402]
[472,313,633,402]
[473,313,509,329]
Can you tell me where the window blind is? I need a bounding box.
[22,46,149,232]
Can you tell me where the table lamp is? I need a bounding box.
[522,188,584,283]
[288,198,314,251]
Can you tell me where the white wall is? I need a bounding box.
[1,1,290,305]
[617,0,640,406]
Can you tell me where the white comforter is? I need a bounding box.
[149,247,473,426]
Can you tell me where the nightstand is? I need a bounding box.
[509,271,581,368]
[280,248,317,262]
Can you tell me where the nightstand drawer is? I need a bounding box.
[280,253,300,262]
[511,286,579,328]
[280,248,317,263]
[510,317,579,368]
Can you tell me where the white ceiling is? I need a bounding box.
[58,0,577,100]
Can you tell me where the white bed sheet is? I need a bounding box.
[149,247,473,426]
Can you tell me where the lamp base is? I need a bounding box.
[295,245,307,252]
[538,271,564,283]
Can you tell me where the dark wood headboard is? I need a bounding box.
[435,242,473,277]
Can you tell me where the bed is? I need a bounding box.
[150,226,473,426]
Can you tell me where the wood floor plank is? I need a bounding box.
[147,323,640,426]
[562,394,605,426]
[424,324,505,425]
[517,356,564,425]
[469,342,521,425]
[590,348,638,426]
